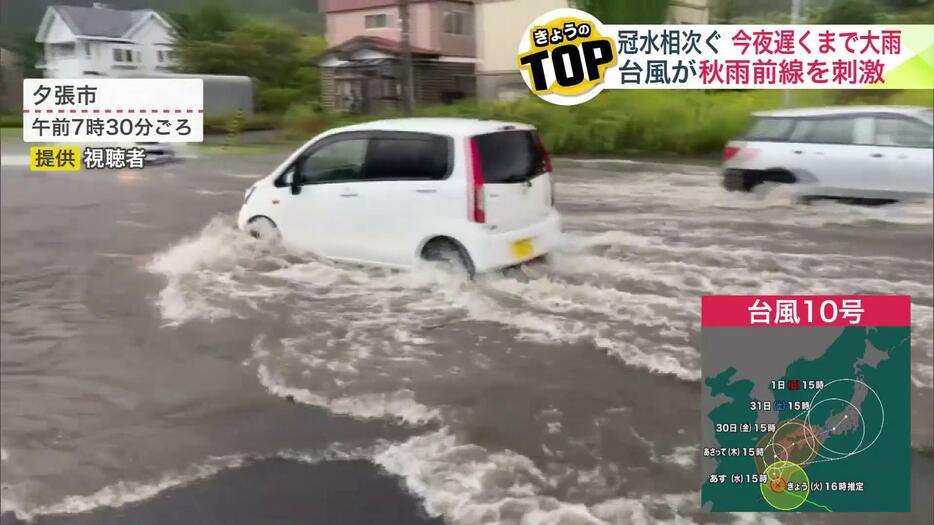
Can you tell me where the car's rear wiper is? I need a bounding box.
[500,173,532,184]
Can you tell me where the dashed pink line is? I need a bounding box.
[23,108,204,114]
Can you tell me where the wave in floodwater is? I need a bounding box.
[146,214,933,391]
[136,186,932,525]
[0,446,371,522]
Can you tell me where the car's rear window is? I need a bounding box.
[474,130,546,183]
[743,117,796,141]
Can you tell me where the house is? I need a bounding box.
[35,3,176,78]
[474,0,568,100]
[669,0,710,24]
[318,0,478,113]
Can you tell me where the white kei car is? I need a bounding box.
[237,118,562,274]
[722,106,933,202]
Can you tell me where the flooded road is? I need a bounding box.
[1,152,932,524]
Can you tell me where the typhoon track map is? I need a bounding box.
[701,296,911,513]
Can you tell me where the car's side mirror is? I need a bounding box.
[290,159,303,195]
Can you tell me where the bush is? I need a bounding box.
[282,89,933,156]
[281,103,335,138]
[257,86,304,114]
[204,112,281,134]
[818,0,878,24]
[0,114,23,128]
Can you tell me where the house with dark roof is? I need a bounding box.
[35,3,176,78]
[318,0,477,113]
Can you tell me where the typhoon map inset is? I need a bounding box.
[701,300,910,513]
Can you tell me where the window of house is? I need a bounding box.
[112,48,137,63]
[157,50,163,62]
[365,14,389,29]
[52,43,75,58]
[443,9,471,35]
[381,77,399,99]
[84,42,91,59]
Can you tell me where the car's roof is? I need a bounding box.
[753,105,932,118]
[329,118,535,137]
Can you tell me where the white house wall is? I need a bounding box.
[42,13,75,44]
[475,0,567,74]
[128,17,175,73]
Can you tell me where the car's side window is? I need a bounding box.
[804,118,855,145]
[363,134,450,181]
[874,117,933,148]
[744,117,795,141]
[299,138,368,184]
[788,119,815,142]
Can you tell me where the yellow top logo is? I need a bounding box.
[517,15,618,97]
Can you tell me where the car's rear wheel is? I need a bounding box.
[421,238,475,277]
[246,216,280,242]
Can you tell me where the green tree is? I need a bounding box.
[712,0,738,23]
[576,0,670,23]
[9,32,42,78]
[818,0,878,24]
[175,12,324,113]
[170,1,237,42]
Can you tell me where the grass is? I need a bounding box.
[284,89,934,157]
[0,114,24,129]
[0,127,21,141]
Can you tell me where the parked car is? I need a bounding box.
[722,106,933,202]
[237,118,562,275]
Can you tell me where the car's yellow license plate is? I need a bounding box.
[511,239,534,259]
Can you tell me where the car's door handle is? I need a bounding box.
[414,189,437,194]
[792,150,804,154]
[339,193,358,198]
[870,153,884,158]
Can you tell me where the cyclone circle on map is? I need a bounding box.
[802,397,866,460]
[804,379,883,458]
[755,418,822,474]
[760,460,810,511]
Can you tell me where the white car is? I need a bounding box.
[237,118,562,274]
[722,106,933,202]
[135,142,176,164]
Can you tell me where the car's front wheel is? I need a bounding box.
[246,216,280,242]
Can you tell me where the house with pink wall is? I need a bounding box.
[318,0,477,113]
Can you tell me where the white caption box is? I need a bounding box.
[23,78,203,143]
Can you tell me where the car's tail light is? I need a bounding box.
[533,133,552,173]
[722,145,741,160]
[533,133,555,206]
[467,138,485,223]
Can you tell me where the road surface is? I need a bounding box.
[1,148,932,524]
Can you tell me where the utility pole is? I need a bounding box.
[783,0,804,107]
[399,0,415,115]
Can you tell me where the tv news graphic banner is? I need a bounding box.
[23,78,203,143]
[517,8,934,105]
[701,295,910,512]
